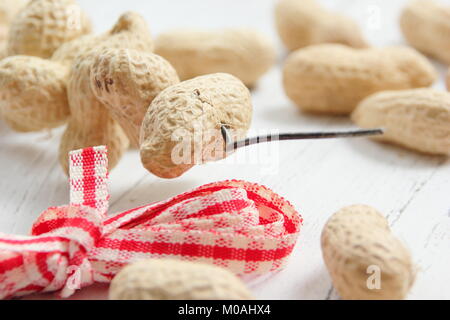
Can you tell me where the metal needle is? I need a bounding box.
[221,126,384,151]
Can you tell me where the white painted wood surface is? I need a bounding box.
[1,0,449,300]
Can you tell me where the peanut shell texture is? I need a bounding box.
[321,205,415,300]
[109,259,254,300]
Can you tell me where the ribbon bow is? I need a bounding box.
[0,146,302,299]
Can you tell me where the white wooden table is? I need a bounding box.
[1,0,449,300]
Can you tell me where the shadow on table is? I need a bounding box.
[261,104,353,130]
[108,177,200,214]
[260,104,448,169]
[344,137,448,169]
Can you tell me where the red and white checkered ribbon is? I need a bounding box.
[0,146,302,299]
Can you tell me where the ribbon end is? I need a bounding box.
[69,146,109,216]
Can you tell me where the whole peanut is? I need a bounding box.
[283,44,437,114]
[59,50,129,175]
[275,0,368,52]
[352,88,450,155]
[109,259,254,300]
[59,12,155,174]
[90,48,179,147]
[0,56,69,132]
[7,0,92,59]
[400,0,450,65]
[322,205,415,300]
[140,73,252,179]
[0,0,28,50]
[155,28,275,87]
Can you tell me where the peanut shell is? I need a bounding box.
[400,0,450,65]
[352,88,450,155]
[52,11,154,66]
[58,12,154,174]
[283,44,437,114]
[7,0,92,58]
[59,50,129,174]
[0,55,69,132]
[109,259,254,300]
[0,0,28,49]
[155,28,275,87]
[321,205,415,300]
[275,0,368,51]
[90,48,179,147]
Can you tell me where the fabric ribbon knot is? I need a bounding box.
[0,146,302,299]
